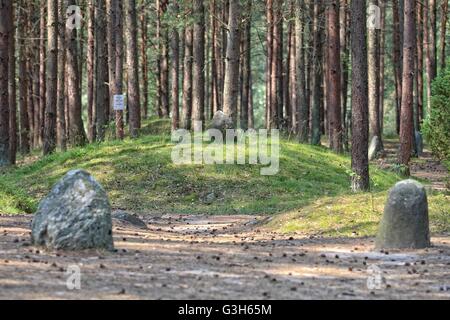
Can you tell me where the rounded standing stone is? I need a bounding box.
[376,179,431,249]
[31,170,114,251]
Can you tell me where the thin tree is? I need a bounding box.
[182,25,193,130]
[170,1,180,131]
[191,0,205,131]
[311,0,324,145]
[326,0,342,153]
[0,0,11,166]
[8,0,16,163]
[416,1,424,130]
[43,0,58,155]
[296,0,308,142]
[392,0,403,134]
[57,0,67,151]
[39,2,47,146]
[399,0,416,173]
[368,0,382,152]
[350,0,369,192]
[87,0,96,142]
[223,0,241,127]
[18,0,30,154]
[95,0,110,142]
[113,0,124,140]
[425,0,437,114]
[125,0,141,137]
[439,0,448,70]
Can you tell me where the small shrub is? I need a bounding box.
[422,69,450,161]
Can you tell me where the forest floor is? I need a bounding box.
[0,142,449,300]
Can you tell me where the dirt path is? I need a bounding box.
[1,214,449,300]
[1,140,448,300]
[379,140,449,191]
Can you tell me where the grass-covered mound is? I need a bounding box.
[0,118,448,236]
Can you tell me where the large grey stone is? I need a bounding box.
[209,111,234,131]
[112,211,148,229]
[31,170,114,251]
[376,179,431,249]
[368,136,381,161]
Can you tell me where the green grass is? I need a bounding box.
[1,118,448,237]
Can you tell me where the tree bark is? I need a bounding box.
[296,0,308,142]
[223,0,241,127]
[393,0,403,134]
[170,1,180,131]
[368,0,382,151]
[191,0,205,131]
[326,0,342,153]
[8,1,16,163]
[18,1,30,154]
[0,0,11,166]
[95,0,110,142]
[182,25,193,130]
[125,0,141,138]
[43,0,58,155]
[57,0,67,151]
[87,0,96,142]
[440,1,448,71]
[425,0,437,115]
[311,0,324,145]
[416,1,424,130]
[350,0,369,192]
[398,0,416,172]
[113,0,124,140]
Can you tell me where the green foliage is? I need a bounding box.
[423,68,450,161]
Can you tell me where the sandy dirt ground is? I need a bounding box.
[0,214,449,300]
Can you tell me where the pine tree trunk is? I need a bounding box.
[0,0,11,166]
[368,0,382,151]
[95,0,110,141]
[87,0,96,141]
[399,0,416,173]
[43,0,58,155]
[440,1,448,70]
[296,0,308,142]
[240,0,251,131]
[113,0,124,140]
[140,6,149,120]
[8,1,16,163]
[18,1,30,154]
[191,0,205,131]
[170,1,180,131]
[125,0,141,137]
[327,0,342,153]
[379,1,386,136]
[311,0,324,145]
[393,0,403,134]
[340,0,350,151]
[416,1,424,130]
[223,0,241,127]
[39,3,47,146]
[182,25,193,130]
[57,0,67,151]
[266,0,273,128]
[425,0,437,115]
[350,0,369,192]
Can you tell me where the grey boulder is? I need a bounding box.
[210,111,234,131]
[376,179,431,250]
[112,211,148,229]
[31,170,114,251]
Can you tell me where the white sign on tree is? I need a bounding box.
[113,95,125,111]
